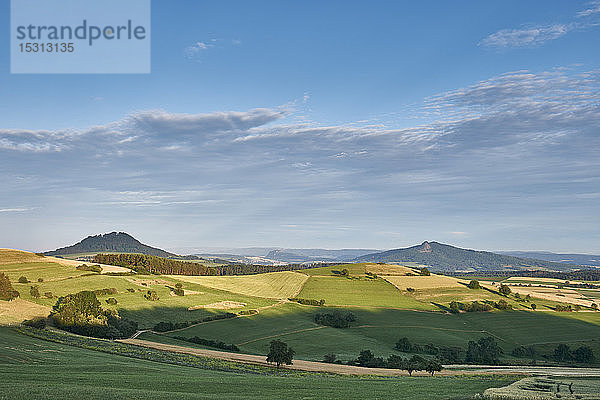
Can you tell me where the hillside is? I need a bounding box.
[44,232,177,258]
[355,241,580,272]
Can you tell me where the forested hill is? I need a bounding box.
[45,232,177,258]
[355,241,581,272]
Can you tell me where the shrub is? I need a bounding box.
[553,344,572,362]
[30,285,40,298]
[467,280,480,289]
[419,267,431,276]
[239,309,258,315]
[18,276,29,284]
[406,287,415,292]
[173,288,185,296]
[144,290,159,301]
[76,264,103,273]
[22,317,46,329]
[174,336,240,352]
[175,283,183,289]
[395,337,412,352]
[499,284,511,295]
[495,299,512,310]
[531,303,537,310]
[0,273,20,301]
[354,349,385,368]
[93,288,118,296]
[573,346,595,364]
[556,304,572,312]
[37,277,44,283]
[105,297,118,305]
[44,292,53,299]
[126,288,136,293]
[322,353,337,363]
[289,297,325,306]
[314,311,356,328]
[449,301,460,313]
[50,290,137,339]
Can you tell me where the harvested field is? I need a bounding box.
[0,299,50,324]
[170,271,309,299]
[188,301,247,310]
[0,249,44,264]
[383,274,464,291]
[365,263,416,276]
[509,286,596,307]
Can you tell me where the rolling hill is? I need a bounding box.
[355,241,580,272]
[44,232,177,258]
[499,251,600,267]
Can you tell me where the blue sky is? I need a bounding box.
[1,0,599,253]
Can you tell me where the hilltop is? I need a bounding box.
[44,232,177,258]
[355,241,580,272]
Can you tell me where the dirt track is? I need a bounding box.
[117,338,600,377]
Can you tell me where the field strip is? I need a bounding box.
[236,326,327,346]
[118,338,600,377]
[348,325,507,342]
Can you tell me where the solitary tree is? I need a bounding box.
[18,276,29,284]
[531,303,537,310]
[467,280,480,289]
[266,340,295,369]
[0,273,20,301]
[322,353,336,363]
[420,267,431,276]
[30,285,40,299]
[340,268,349,277]
[449,301,460,314]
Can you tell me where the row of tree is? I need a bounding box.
[324,350,443,375]
[93,253,337,276]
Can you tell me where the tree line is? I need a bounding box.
[93,253,338,276]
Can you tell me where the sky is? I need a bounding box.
[1,0,599,253]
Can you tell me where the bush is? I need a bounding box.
[395,337,412,352]
[22,317,46,329]
[30,285,40,298]
[323,353,337,363]
[289,297,325,306]
[314,311,356,328]
[144,290,159,301]
[126,288,136,293]
[175,283,183,289]
[495,299,512,310]
[51,290,137,339]
[420,267,431,276]
[499,284,511,295]
[105,297,118,305]
[174,336,240,352]
[406,287,415,292]
[93,288,118,296]
[173,288,185,296]
[467,280,480,289]
[18,276,29,284]
[44,292,53,299]
[76,264,103,273]
[0,273,20,301]
[556,304,572,312]
[37,277,44,283]
[449,301,460,313]
[354,349,385,368]
[238,309,258,315]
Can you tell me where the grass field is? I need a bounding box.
[383,274,464,290]
[164,304,600,362]
[0,327,519,400]
[169,271,309,299]
[297,275,438,310]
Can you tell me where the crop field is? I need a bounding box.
[297,275,437,310]
[0,327,519,400]
[382,274,464,290]
[483,376,600,399]
[169,271,309,299]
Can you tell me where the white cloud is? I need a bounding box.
[479,24,571,48]
[578,1,600,17]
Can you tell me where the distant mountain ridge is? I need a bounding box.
[355,241,581,272]
[45,232,177,258]
[499,251,600,267]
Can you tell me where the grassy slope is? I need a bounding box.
[165,303,600,362]
[0,327,518,400]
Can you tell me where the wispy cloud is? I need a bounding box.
[0,208,30,213]
[577,1,600,17]
[479,24,571,48]
[480,3,599,49]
